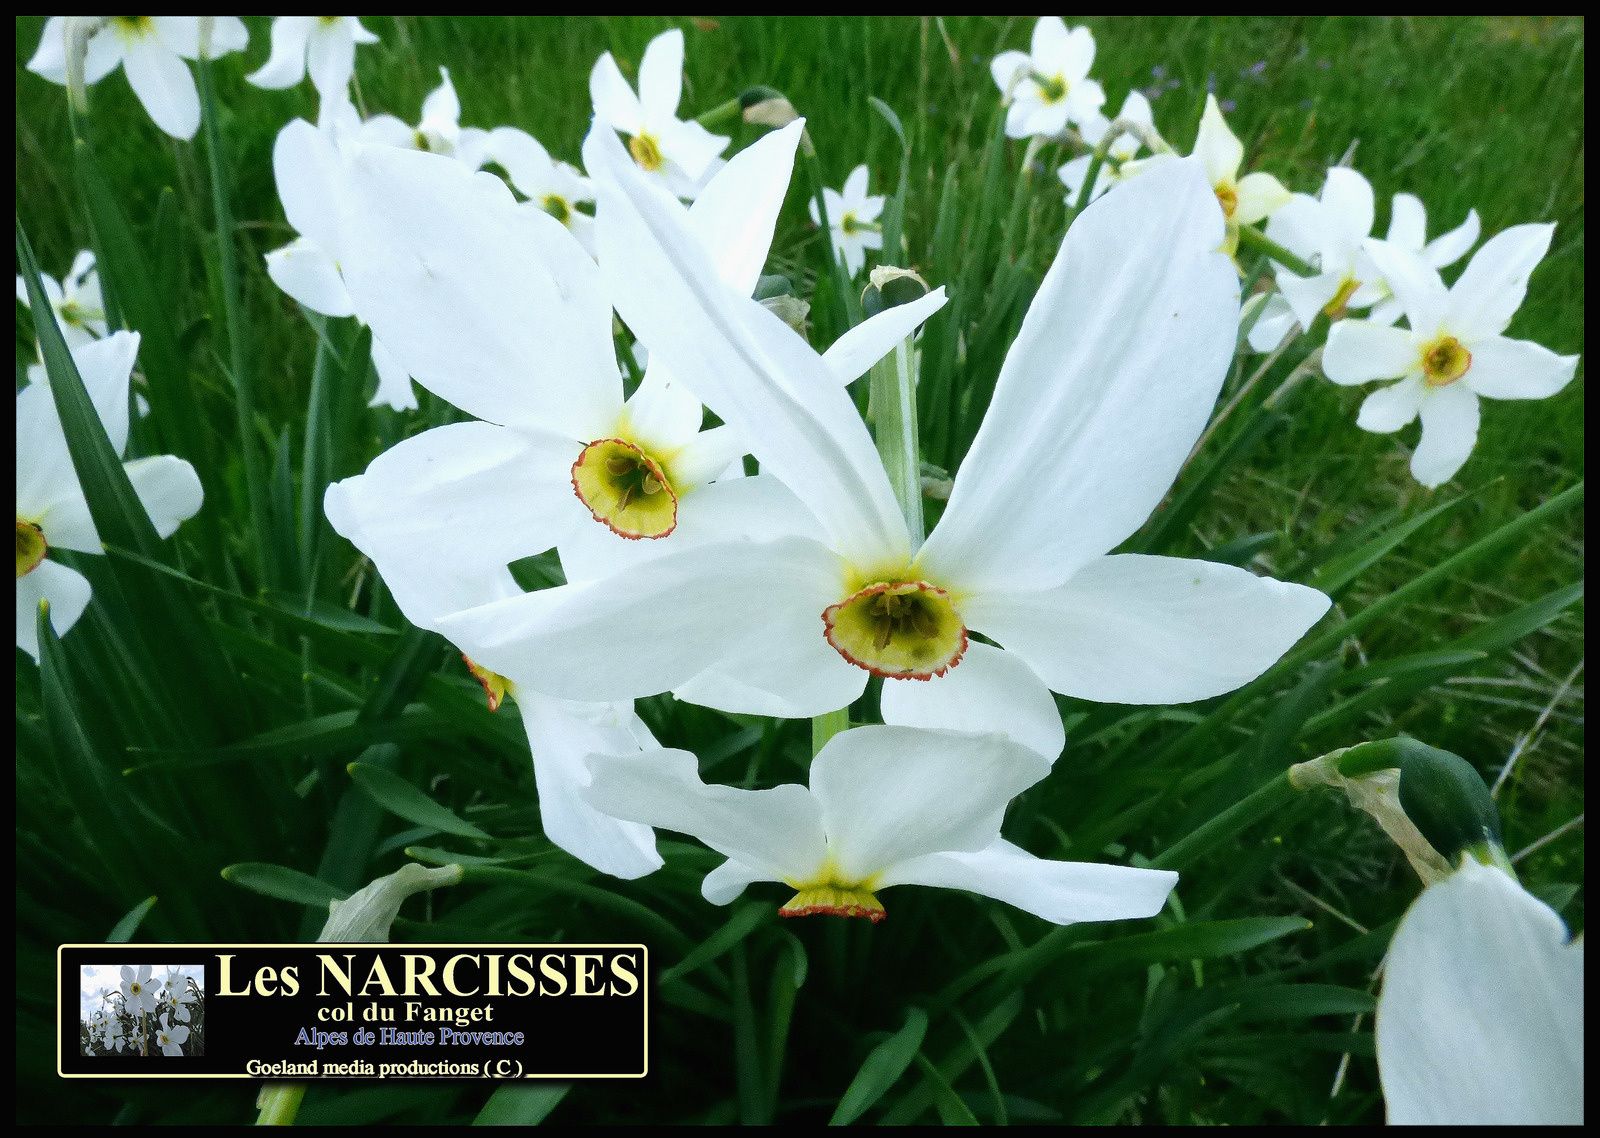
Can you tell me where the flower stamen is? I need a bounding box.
[1420,334,1472,388]
[822,579,967,680]
[16,519,46,579]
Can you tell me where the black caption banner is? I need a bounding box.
[59,943,647,1080]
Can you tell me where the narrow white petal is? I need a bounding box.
[16,560,93,661]
[1192,95,1244,185]
[121,38,200,140]
[964,554,1329,705]
[1386,192,1427,251]
[885,839,1178,925]
[1323,320,1421,385]
[1356,378,1427,434]
[368,338,418,412]
[1410,383,1480,489]
[1444,223,1555,341]
[122,455,203,538]
[273,118,344,253]
[264,239,353,317]
[687,122,801,296]
[1463,336,1579,401]
[918,158,1237,595]
[821,288,948,386]
[1376,862,1582,1125]
[880,642,1064,762]
[1421,208,1481,270]
[636,28,684,118]
[810,726,1049,883]
[246,17,313,89]
[305,17,357,99]
[588,52,644,134]
[1361,239,1450,334]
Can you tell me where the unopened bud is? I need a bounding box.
[739,85,800,129]
[317,862,463,943]
[862,267,930,318]
[760,294,811,335]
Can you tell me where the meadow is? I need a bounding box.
[15,15,1584,1126]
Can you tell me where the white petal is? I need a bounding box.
[1192,95,1243,185]
[1245,293,1299,353]
[687,122,800,296]
[880,642,1064,762]
[702,859,765,905]
[246,16,312,89]
[584,124,909,568]
[305,18,357,99]
[1276,269,1347,331]
[841,165,871,209]
[438,535,850,710]
[1319,166,1376,244]
[1232,171,1290,227]
[484,126,555,196]
[1421,208,1481,270]
[1360,239,1450,334]
[335,143,621,438]
[656,117,730,184]
[636,28,684,118]
[588,52,644,134]
[368,338,418,411]
[121,38,200,140]
[419,66,461,133]
[323,422,580,629]
[1410,383,1480,489]
[26,17,71,82]
[123,455,203,538]
[1444,223,1555,341]
[1385,192,1427,251]
[821,288,948,385]
[989,50,1030,94]
[885,839,1177,925]
[273,118,344,253]
[1376,862,1583,1125]
[918,158,1237,595]
[965,554,1330,705]
[582,746,826,887]
[265,239,352,317]
[1462,336,1579,401]
[516,691,662,879]
[16,560,93,661]
[809,726,1050,882]
[1356,378,1427,434]
[1323,319,1421,385]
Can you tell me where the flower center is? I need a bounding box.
[112,16,153,38]
[463,655,509,712]
[1214,181,1239,219]
[16,519,46,579]
[628,132,665,173]
[822,579,967,680]
[1032,70,1068,104]
[1420,334,1472,387]
[779,881,886,924]
[570,438,679,540]
[541,194,572,224]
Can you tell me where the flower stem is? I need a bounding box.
[255,1083,307,1126]
[812,706,850,757]
[868,337,925,545]
[1151,771,1297,871]
[1235,224,1316,277]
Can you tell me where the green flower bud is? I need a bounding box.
[862,267,931,318]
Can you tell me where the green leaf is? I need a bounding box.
[829,1006,929,1125]
[221,862,349,908]
[472,1084,571,1125]
[348,762,493,841]
[108,896,159,942]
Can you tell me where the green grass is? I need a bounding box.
[15,16,1584,1126]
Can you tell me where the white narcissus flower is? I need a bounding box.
[1322,227,1578,488]
[485,127,598,255]
[584,725,1178,925]
[809,165,885,278]
[990,17,1106,140]
[159,979,190,1024]
[26,16,248,140]
[263,119,418,411]
[589,28,730,200]
[440,139,1329,756]
[1365,193,1480,326]
[16,333,204,661]
[16,250,106,349]
[1057,91,1160,204]
[153,1015,190,1057]
[103,1016,124,1052]
[246,16,378,100]
[1376,860,1583,1125]
[119,964,159,1017]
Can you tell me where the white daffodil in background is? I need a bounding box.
[263,119,417,411]
[26,16,248,140]
[809,165,885,278]
[1057,91,1160,204]
[1322,227,1578,488]
[485,127,598,255]
[153,1015,190,1057]
[1124,95,1289,255]
[16,250,105,349]
[440,138,1328,754]
[102,1017,124,1052]
[119,964,159,1017]
[1376,859,1583,1125]
[16,333,204,661]
[589,27,730,200]
[319,66,489,167]
[246,16,378,101]
[584,725,1178,924]
[990,17,1106,140]
[159,978,190,1024]
[1365,192,1480,325]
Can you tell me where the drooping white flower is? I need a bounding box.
[16,250,105,349]
[1322,228,1577,488]
[485,127,597,255]
[1057,91,1160,204]
[584,724,1179,924]
[1376,860,1583,1125]
[589,28,730,200]
[16,333,204,661]
[26,16,249,140]
[439,136,1329,755]
[990,18,1106,140]
[102,1016,125,1052]
[119,964,159,1017]
[808,165,885,278]
[1123,95,1288,255]
[262,119,417,411]
[246,16,378,100]
[153,1014,190,1057]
